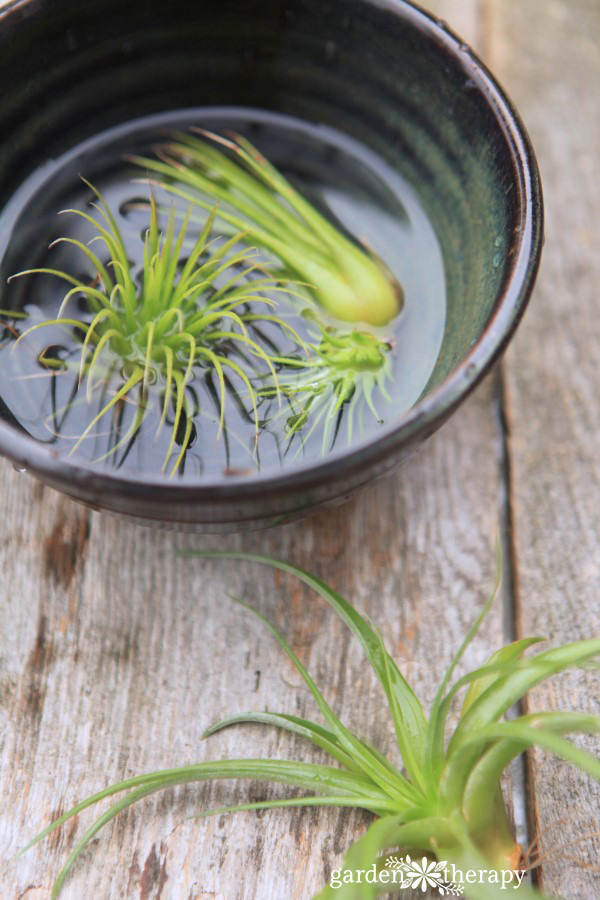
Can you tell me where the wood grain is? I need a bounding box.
[492,1,600,897]
[1,1,598,899]
[0,370,505,900]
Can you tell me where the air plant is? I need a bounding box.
[132,129,404,327]
[259,322,392,454]
[22,552,600,898]
[8,182,301,475]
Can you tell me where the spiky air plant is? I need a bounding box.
[132,130,400,448]
[132,129,403,328]
[259,322,393,454]
[8,183,301,475]
[23,552,600,898]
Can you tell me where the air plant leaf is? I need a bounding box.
[193,551,428,784]
[8,182,302,474]
[23,551,600,898]
[0,308,27,318]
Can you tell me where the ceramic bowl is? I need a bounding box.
[0,0,543,531]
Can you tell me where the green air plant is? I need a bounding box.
[259,322,393,454]
[8,182,301,475]
[132,131,399,447]
[131,129,404,328]
[23,552,600,898]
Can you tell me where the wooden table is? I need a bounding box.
[1,1,598,897]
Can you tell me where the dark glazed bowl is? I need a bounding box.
[0,0,543,531]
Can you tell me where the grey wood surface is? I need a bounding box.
[496,0,600,897]
[0,1,598,899]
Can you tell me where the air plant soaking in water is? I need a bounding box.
[23,553,600,899]
[133,129,403,326]
[8,187,299,475]
[0,110,445,478]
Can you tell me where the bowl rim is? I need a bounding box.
[0,0,543,503]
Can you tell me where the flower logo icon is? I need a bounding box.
[402,855,447,891]
[385,854,464,895]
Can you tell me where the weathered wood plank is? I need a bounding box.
[0,380,504,900]
[0,2,518,899]
[492,0,600,896]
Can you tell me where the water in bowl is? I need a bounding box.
[0,108,446,480]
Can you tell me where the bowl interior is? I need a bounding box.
[0,0,540,527]
[1,0,521,389]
